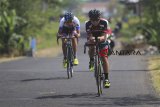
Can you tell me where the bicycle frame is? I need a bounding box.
[57,33,75,79]
[84,36,104,96]
[65,34,74,79]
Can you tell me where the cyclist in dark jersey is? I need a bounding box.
[85,9,111,88]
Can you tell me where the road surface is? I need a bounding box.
[0,35,160,107]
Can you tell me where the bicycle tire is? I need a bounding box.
[67,45,74,79]
[98,61,103,94]
[67,47,70,79]
[95,54,102,96]
[70,48,74,78]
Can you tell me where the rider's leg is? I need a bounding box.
[62,38,66,59]
[72,38,79,65]
[88,46,95,71]
[88,46,95,61]
[72,38,77,59]
[99,42,110,79]
[99,46,110,88]
[62,39,67,68]
[101,56,109,79]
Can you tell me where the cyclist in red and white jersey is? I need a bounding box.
[85,9,111,88]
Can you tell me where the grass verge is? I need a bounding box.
[34,21,62,57]
[148,56,160,95]
[36,22,59,50]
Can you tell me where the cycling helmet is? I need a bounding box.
[88,9,101,20]
[64,12,74,21]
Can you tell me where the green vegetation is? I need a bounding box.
[120,0,160,46]
[141,0,160,48]
[0,0,27,56]
[1,0,159,57]
[117,2,160,93]
[119,16,141,43]
[36,22,59,49]
[0,0,81,56]
[117,1,160,94]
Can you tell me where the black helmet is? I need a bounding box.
[64,12,74,21]
[88,9,101,20]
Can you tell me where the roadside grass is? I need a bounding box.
[35,46,62,57]
[36,22,60,50]
[35,22,62,57]
[148,56,160,95]
[0,56,24,63]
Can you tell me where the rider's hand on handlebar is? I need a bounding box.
[73,31,80,38]
[57,33,62,39]
[88,36,95,43]
[98,36,105,42]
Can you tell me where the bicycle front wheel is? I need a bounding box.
[67,47,71,79]
[95,55,102,96]
[66,46,74,79]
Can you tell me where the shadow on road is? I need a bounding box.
[21,77,68,82]
[60,70,91,72]
[36,92,97,99]
[110,69,149,72]
[36,93,160,106]
[108,94,160,106]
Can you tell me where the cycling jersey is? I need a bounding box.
[59,16,80,34]
[85,18,110,37]
[85,18,111,51]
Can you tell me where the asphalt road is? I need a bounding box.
[0,35,160,107]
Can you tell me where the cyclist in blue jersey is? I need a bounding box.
[57,12,80,68]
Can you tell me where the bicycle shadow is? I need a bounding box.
[36,92,97,99]
[21,77,68,82]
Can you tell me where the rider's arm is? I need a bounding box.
[98,31,112,42]
[85,21,94,41]
[58,17,65,36]
[74,16,80,37]
[98,19,111,42]
[98,33,107,42]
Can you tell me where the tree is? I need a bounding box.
[0,0,27,55]
[141,0,160,47]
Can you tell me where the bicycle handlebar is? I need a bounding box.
[57,33,78,45]
[84,34,112,53]
[61,36,76,39]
